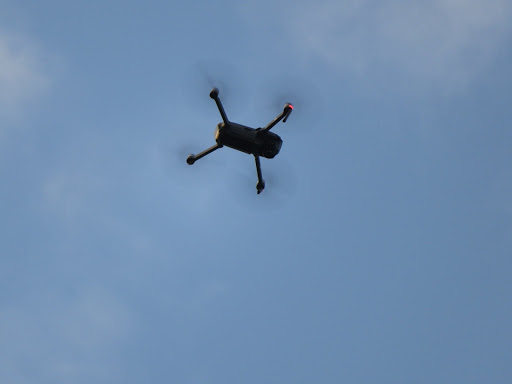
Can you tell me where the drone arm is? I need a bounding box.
[210,88,229,124]
[254,155,265,194]
[187,143,222,165]
[262,104,293,132]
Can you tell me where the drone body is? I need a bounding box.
[187,88,293,194]
[214,122,283,158]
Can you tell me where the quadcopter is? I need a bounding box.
[187,88,293,194]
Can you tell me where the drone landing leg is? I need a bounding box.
[254,155,265,194]
[187,143,222,165]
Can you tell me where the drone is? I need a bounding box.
[187,88,293,194]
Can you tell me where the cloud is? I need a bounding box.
[0,31,50,121]
[284,0,512,94]
[43,172,89,218]
[41,166,157,258]
[0,286,136,383]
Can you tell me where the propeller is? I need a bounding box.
[182,61,250,112]
[257,74,325,134]
[154,138,219,186]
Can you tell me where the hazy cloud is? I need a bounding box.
[0,31,50,121]
[43,172,91,218]
[284,0,512,93]
[0,286,135,383]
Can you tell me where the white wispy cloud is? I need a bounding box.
[0,31,50,121]
[281,0,512,94]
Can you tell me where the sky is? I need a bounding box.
[1,0,511,383]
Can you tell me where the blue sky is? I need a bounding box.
[1,0,511,383]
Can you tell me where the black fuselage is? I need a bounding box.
[215,122,282,159]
